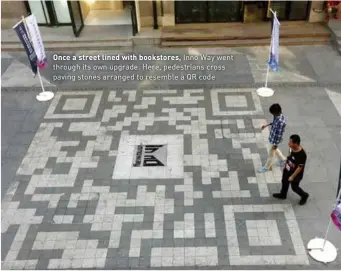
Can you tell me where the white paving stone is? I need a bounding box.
[225,95,248,107]
[151,247,218,267]
[63,98,87,111]
[204,213,216,238]
[246,220,282,246]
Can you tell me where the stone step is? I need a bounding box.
[1,40,133,52]
[161,37,330,48]
[2,38,131,45]
[162,22,330,42]
[162,32,329,42]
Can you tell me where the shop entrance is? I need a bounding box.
[175,1,243,24]
[25,0,138,37]
[80,1,131,26]
[68,0,138,37]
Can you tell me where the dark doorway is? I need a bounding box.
[67,0,84,37]
[175,1,243,24]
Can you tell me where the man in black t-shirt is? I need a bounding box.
[273,134,310,205]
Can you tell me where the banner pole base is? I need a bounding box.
[307,238,337,264]
[256,87,274,97]
[36,91,54,102]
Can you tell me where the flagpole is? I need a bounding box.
[337,157,341,199]
[264,29,273,89]
[256,9,279,97]
[322,187,341,248]
[21,15,54,102]
[306,186,340,263]
[36,69,46,93]
[12,19,24,29]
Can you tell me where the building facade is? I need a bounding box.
[159,0,328,26]
[1,1,330,36]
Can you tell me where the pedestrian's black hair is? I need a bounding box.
[269,103,282,115]
[290,134,301,145]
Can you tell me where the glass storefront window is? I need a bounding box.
[208,1,242,23]
[27,0,50,24]
[289,1,309,20]
[175,2,207,23]
[53,0,72,23]
[268,0,309,21]
[268,1,287,20]
[175,1,242,23]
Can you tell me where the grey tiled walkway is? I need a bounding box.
[1,84,341,269]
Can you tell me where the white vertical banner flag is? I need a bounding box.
[268,14,280,72]
[25,14,48,69]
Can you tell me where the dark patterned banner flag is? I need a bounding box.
[13,20,38,75]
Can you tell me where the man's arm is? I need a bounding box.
[261,122,273,130]
[289,152,306,181]
[289,166,303,181]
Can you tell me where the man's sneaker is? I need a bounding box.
[276,160,286,167]
[299,193,309,205]
[273,193,286,200]
[258,167,267,173]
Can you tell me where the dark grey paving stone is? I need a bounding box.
[1,225,19,261]
[1,58,13,75]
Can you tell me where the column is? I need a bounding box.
[161,0,175,26]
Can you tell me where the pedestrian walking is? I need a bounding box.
[273,134,309,205]
[259,103,286,173]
